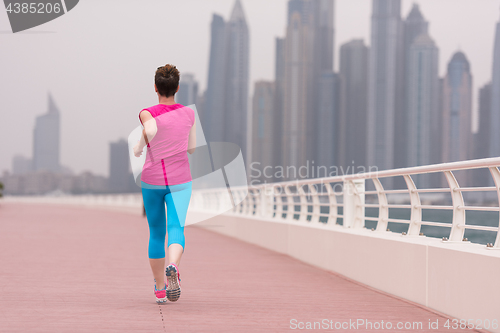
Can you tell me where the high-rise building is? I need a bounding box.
[473,83,492,186]
[250,81,275,184]
[204,0,249,161]
[204,14,227,144]
[406,34,439,188]
[367,0,403,175]
[339,39,369,171]
[403,4,429,62]
[490,12,500,158]
[176,73,198,106]
[196,90,207,123]
[442,52,473,167]
[283,0,314,175]
[109,139,131,193]
[311,0,334,73]
[33,93,60,173]
[274,37,286,171]
[407,33,439,168]
[476,83,492,161]
[431,77,445,165]
[282,0,334,178]
[309,0,335,164]
[316,71,340,175]
[426,75,445,190]
[224,0,250,161]
[397,4,429,170]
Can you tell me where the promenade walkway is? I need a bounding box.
[0,203,489,332]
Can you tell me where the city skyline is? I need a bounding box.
[1,0,499,176]
[3,93,137,195]
[249,0,496,187]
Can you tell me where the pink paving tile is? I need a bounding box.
[0,203,490,332]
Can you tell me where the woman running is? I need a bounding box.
[133,64,196,303]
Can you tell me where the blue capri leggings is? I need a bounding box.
[141,181,192,259]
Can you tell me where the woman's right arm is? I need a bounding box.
[133,111,157,157]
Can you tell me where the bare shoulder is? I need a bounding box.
[139,110,153,124]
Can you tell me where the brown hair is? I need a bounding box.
[155,64,180,97]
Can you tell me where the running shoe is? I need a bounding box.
[154,279,167,303]
[165,263,181,302]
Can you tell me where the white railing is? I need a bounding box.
[2,193,143,209]
[191,157,500,249]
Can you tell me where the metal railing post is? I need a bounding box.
[444,171,466,242]
[243,189,251,215]
[404,174,422,236]
[488,167,500,248]
[284,185,295,221]
[309,184,321,223]
[326,183,339,226]
[298,185,309,221]
[263,184,274,218]
[343,179,365,228]
[274,185,284,219]
[373,178,389,232]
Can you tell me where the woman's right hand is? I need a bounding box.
[133,142,143,157]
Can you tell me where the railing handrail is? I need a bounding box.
[257,156,500,188]
[193,157,500,193]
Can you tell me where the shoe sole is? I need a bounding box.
[165,265,181,302]
[156,297,167,304]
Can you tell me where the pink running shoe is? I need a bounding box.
[165,263,181,302]
[154,280,167,303]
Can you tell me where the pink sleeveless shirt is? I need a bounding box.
[139,104,195,186]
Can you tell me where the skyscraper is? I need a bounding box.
[474,83,492,186]
[442,52,473,166]
[406,34,439,188]
[204,14,227,144]
[251,81,275,184]
[204,0,249,161]
[316,71,340,175]
[367,0,403,174]
[176,73,198,106]
[283,0,314,174]
[282,0,334,177]
[311,0,334,73]
[431,77,445,165]
[407,33,439,168]
[225,0,250,161]
[490,12,500,158]
[109,139,131,193]
[403,4,429,60]
[274,37,286,171]
[339,39,369,171]
[397,4,429,170]
[33,93,60,173]
[309,0,335,163]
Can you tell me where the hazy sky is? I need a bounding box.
[1,0,499,176]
